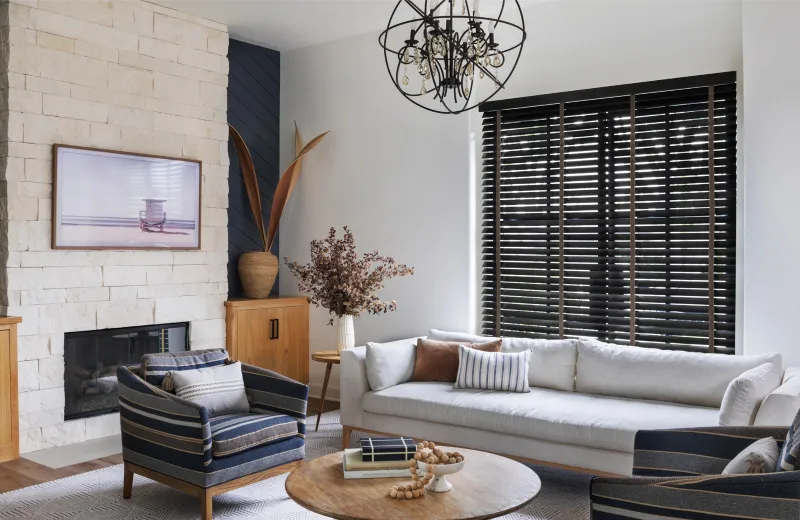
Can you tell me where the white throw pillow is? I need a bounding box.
[428,329,498,344]
[170,361,250,417]
[719,363,782,426]
[754,367,800,426]
[576,338,782,407]
[429,330,577,391]
[503,337,577,392]
[722,437,780,474]
[365,337,421,391]
[454,345,530,393]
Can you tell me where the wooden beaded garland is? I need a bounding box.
[387,440,466,500]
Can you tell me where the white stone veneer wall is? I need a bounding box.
[0,0,230,453]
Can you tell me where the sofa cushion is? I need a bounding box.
[365,337,422,391]
[576,338,782,407]
[412,338,502,383]
[141,348,228,387]
[362,382,718,453]
[209,412,298,458]
[755,367,800,426]
[428,330,578,392]
[719,363,782,426]
[454,346,530,392]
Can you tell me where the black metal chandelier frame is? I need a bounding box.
[379,0,526,114]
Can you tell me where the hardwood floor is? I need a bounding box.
[0,398,340,494]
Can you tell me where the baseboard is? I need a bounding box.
[308,383,340,402]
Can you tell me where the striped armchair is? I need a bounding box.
[590,425,800,519]
[118,349,308,520]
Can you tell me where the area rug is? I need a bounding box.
[0,412,591,519]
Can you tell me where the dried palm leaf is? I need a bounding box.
[228,125,267,247]
[265,129,329,252]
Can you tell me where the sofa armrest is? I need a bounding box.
[591,472,800,519]
[241,363,309,435]
[755,366,800,426]
[340,347,369,429]
[633,426,789,476]
[117,366,212,470]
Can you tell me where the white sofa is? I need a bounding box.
[340,330,799,475]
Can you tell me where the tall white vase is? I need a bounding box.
[336,315,355,353]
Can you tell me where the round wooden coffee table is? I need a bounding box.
[285,447,541,520]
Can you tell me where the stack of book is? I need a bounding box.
[342,437,417,479]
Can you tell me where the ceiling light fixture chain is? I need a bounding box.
[379,0,526,114]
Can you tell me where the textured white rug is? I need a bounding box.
[0,412,591,519]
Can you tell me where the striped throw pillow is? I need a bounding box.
[454,345,530,393]
[171,361,250,417]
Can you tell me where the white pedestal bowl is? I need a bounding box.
[416,459,466,493]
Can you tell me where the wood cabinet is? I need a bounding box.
[0,316,21,463]
[225,298,309,384]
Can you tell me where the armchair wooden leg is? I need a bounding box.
[202,489,213,520]
[123,463,133,499]
[342,426,352,450]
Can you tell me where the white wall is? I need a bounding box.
[2,0,230,452]
[280,0,745,398]
[741,1,800,366]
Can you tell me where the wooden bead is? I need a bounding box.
[449,457,456,464]
[439,454,448,463]
[422,441,430,448]
[416,442,424,450]
[412,489,421,498]
[455,456,463,463]
[428,442,436,450]
[389,489,397,498]
[413,452,422,460]
[427,456,437,464]
[409,459,417,467]
[411,474,419,481]
[404,491,413,499]
[425,472,433,479]
[453,452,462,459]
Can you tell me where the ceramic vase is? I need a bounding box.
[238,251,279,299]
[336,315,355,353]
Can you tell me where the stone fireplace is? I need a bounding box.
[64,323,188,421]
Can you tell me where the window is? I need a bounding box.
[480,73,737,353]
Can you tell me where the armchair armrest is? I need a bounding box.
[340,347,368,429]
[591,472,800,519]
[633,426,789,477]
[755,366,800,426]
[117,366,212,470]
[241,364,309,436]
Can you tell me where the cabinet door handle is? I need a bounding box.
[275,319,279,340]
[269,319,275,340]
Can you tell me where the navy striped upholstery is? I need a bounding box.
[242,363,308,437]
[210,413,298,458]
[141,349,228,387]
[590,424,800,519]
[118,352,308,488]
[777,409,799,471]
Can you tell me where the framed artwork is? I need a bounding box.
[52,145,202,250]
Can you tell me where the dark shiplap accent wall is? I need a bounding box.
[227,39,280,298]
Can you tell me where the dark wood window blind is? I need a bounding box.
[480,73,737,353]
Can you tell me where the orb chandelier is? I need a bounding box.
[379,0,526,114]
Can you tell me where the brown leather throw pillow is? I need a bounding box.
[411,338,502,383]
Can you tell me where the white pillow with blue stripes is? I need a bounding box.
[454,345,531,393]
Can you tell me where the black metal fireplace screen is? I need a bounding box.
[64,322,189,421]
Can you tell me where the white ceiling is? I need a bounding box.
[153,0,539,52]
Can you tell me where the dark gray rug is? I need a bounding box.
[0,411,591,519]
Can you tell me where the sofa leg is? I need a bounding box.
[342,426,352,450]
[202,489,213,520]
[123,464,133,499]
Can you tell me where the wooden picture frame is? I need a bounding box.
[52,145,202,250]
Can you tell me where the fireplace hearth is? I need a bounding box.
[64,323,188,421]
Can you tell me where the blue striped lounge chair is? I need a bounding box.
[117,349,308,520]
[590,417,800,519]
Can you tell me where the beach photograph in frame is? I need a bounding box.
[52,145,202,250]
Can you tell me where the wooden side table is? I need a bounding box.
[311,350,340,431]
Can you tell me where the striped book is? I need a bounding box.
[360,436,416,462]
